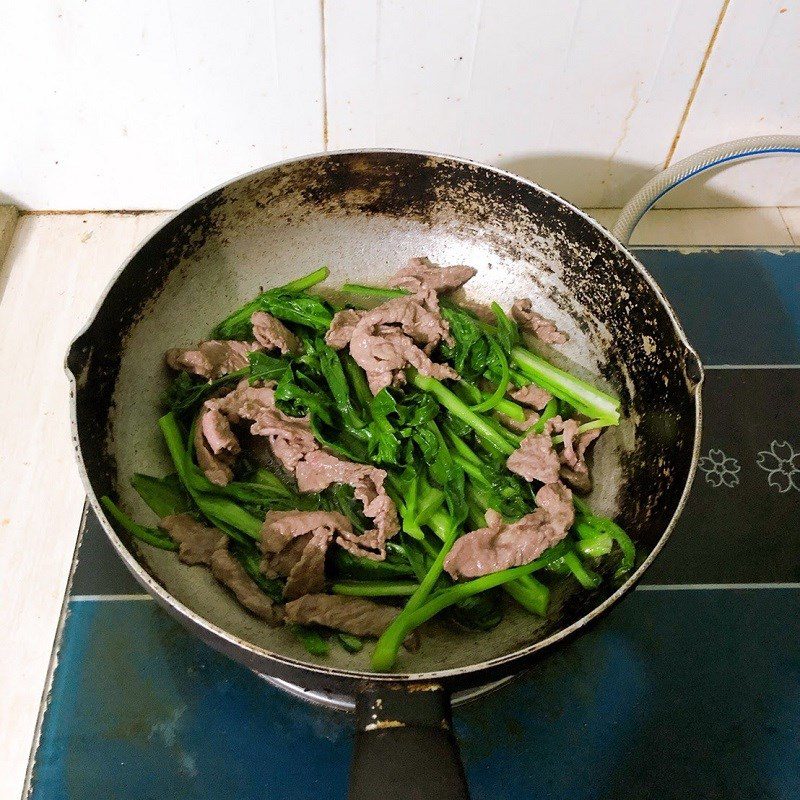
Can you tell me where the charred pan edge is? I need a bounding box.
[66,148,704,688]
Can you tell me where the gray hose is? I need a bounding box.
[612,135,800,245]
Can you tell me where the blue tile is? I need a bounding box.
[633,249,800,364]
[31,601,352,800]
[31,592,799,800]
[457,588,800,800]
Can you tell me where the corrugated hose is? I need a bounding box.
[612,135,800,245]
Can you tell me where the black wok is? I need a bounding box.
[67,150,703,799]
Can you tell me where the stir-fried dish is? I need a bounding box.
[102,257,634,670]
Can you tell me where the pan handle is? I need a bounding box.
[349,684,470,800]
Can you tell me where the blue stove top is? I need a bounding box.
[28,248,800,800]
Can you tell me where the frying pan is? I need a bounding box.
[67,150,703,799]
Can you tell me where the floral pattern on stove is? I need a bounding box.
[756,440,800,493]
[698,449,741,488]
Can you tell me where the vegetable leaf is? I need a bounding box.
[161,369,246,416]
[131,473,191,518]
[249,351,290,384]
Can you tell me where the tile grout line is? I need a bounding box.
[319,0,329,151]
[778,207,799,246]
[662,0,731,169]
[637,583,800,591]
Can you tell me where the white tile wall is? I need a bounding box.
[662,0,800,207]
[0,0,324,209]
[0,0,798,210]
[325,0,723,207]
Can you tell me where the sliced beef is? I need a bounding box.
[325,309,365,349]
[263,534,311,578]
[572,428,601,471]
[327,296,456,394]
[193,406,240,486]
[165,340,259,380]
[444,482,572,580]
[260,509,352,553]
[284,594,399,638]
[159,514,225,566]
[295,450,399,559]
[251,311,301,355]
[560,465,593,495]
[506,430,561,484]
[507,415,601,491]
[282,529,330,600]
[201,406,240,455]
[556,417,581,468]
[210,379,318,472]
[210,546,282,624]
[388,256,477,295]
[535,482,574,535]
[511,299,568,345]
[548,417,601,491]
[359,296,453,351]
[195,412,236,486]
[511,384,552,411]
[260,510,352,600]
[558,426,601,494]
[294,448,354,493]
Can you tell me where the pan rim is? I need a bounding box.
[66,147,704,684]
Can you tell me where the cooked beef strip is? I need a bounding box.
[511,384,552,410]
[325,308,365,349]
[535,481,575,534]
[209,379,318,472]
[251,311,302,355]
[262,534,311,578]
[259,510,352,599]
[506,430,561,484]
[207,381,400,562]
[560,465,593,494]
[444,482,573,579]
[284,594,399,638]
[326,295,456,394]
[558,426,601,493]
[194,411,236,486]
[387,256,476,295]
[295,450,399,559]
[575,428,601,470]
[165,340,259,380]
[260,509,353,554]
[201,406,240,455]
[511,299,568,345]
[210,545,282,624]
[508,415,602,487]
[556,417,581,468]
[159,514,225,566]
[282,528,331,600]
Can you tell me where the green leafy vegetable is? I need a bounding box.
[335,633,364,653]
[162,368,247,416]
[131,473,191,518]
[290,625,330,657]
[212,267,331,339]
[100,496,178,551]
[248,350,290,383]
[511,347,620,424]
[372,540,570,671]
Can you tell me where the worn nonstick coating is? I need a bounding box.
[67,150,702,797]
